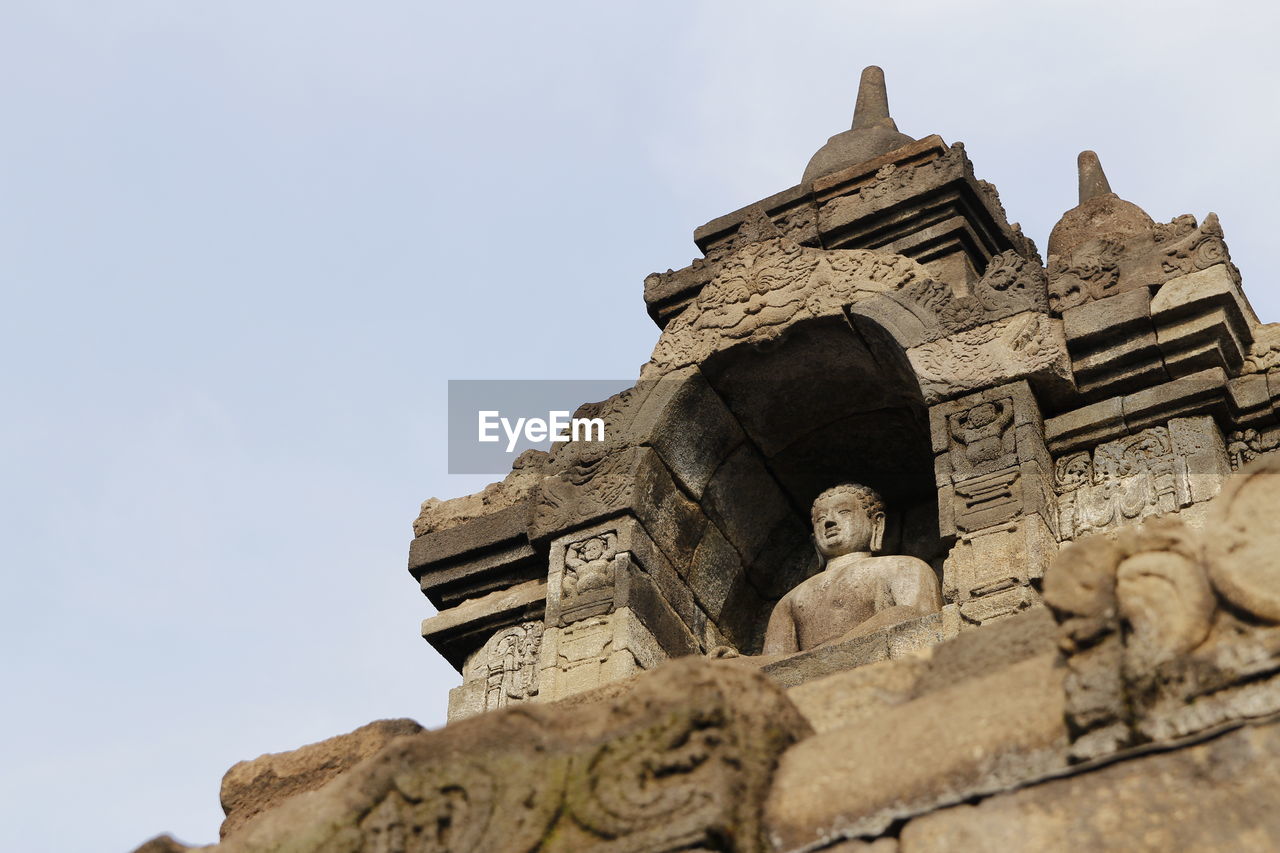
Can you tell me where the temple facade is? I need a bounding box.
[137,68,1280,853]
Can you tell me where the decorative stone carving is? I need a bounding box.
[558,531,620,624]
[1045,455,1280,756]
[1046,236,1124,313]
[1241,323,1280,373]
[1047,211,1240,316]
[211,659,810,853]
[1227,427,1280,471]
[645,237,930,376]
[1055,426,1188,540]
[763,484,942,654]
[447,621,544,719]
[480,622,542,711]
[907,312,1070,404]
[1054,417,1230,540]
[972,250,1049,315]
[947,398,1015,475]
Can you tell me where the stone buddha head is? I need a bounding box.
[811,483,886,560]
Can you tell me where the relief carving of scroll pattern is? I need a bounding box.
[646,236,929,375]
[889,249,1049,343]
[644,202,818,307]
[476,622,543,712]
[1044,455,1280,759]
[333,662,805,853]
[1054,427,1192,541]
[1047,213,1237,315]
[909,312,1063,402]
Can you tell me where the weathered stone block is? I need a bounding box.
[214,659,811,853]
[1151,265,1255,378]
[218,719,424,840]
[785,656,927,734]
[943,513,1056,602]
[957,582,1039,626]
[1044,396,1126,454]
[1121,367,1227,432]
[897,720,1280,853]
[1062,286,1168,398]
[1227,372,1275,426]
[700,442,793,568]
[765,653,1067,848]
[907,312,1072,404]
[629,368,746,499]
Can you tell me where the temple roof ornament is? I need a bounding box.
[801,65,917,184]
[1047,149,1155,258]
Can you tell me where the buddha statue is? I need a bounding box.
[763,483,942,654]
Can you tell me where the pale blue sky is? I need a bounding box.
[2,2,1278,850]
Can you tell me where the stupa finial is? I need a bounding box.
[1078,150,1114,203]
[852,65,897,131]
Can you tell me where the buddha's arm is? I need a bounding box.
[763,596,800,654]
[889,559,943,614]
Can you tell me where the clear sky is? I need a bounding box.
[3,2,1278,850]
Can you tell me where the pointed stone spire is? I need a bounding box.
[852,65,898,131]
[1048,149,1154,258]
[802,66,915,184]
[1077,150,1113,203]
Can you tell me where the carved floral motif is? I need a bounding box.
[646,237,929,374]
[908,312,1065,402]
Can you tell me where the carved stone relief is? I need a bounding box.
[1054,427,1190,540]
[908,312,1069,403]
[948,397,1015,477]
[559,531,620,625]
[1044,455,1280,757]
[645,237,930,376]
[1046,213,1238,315]
[476,622,542,713]
[1227,428,1280,471]
[1054,417,1230,540]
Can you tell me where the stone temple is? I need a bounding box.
[139,67,1280,852]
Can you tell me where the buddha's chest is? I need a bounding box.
[790,569,892,641]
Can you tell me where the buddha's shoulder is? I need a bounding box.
[864,553,934,576]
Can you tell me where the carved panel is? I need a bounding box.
[1055,426,1191,540]
[559,531,621,626]
[947,397,1016,477]
[477,622,542,713]
[973,250,1049,314]
[646,237,929,375]
[908,312,1069,403]
[1227,428,1280,471]
[953,468,1022,533]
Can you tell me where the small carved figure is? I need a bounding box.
[763,484,942,654]
[949,398,1014,468]
[563,533,617,599]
